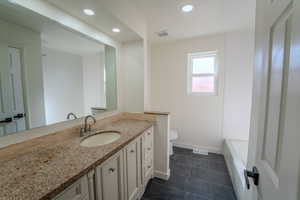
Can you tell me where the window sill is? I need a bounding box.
[187,92,218,96]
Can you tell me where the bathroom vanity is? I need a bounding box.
[53,127,154,200]
[0,114,155,200]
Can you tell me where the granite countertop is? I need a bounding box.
[0,118,154,200]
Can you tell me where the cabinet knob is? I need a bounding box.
[147,147,151,151]
[148,165,151,169]
[147,132,151,135]
[109,168,115,173]
[130,149,135,153]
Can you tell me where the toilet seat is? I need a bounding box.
[170,130,178,141]
[170,130,178,156]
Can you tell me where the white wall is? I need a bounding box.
[150,31,254,152]
[150,35,225,152]
[42,48,84,125]
[223,30,254,140]
[11,0,150,115]
[144,39,152,111]
[82,52,106,115]
[0,18,46,129]
[120,41,145,112]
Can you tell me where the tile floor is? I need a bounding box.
[142,147,237,200]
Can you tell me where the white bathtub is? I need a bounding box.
[223,139,249,200]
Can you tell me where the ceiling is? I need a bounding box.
[44,0,142,43]
[43,0,255,43]
[2,0,255,44]
[136,0,256,42]
[41,24,105,56]
[0,1,105,55]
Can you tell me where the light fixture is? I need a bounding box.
[181,4,194,13]
[112,28,120,33]
[83,9,95,16]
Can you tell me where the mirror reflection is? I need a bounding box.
[0,4,117,136]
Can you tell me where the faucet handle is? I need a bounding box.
[80,127,85,137]
[87,124,92,132]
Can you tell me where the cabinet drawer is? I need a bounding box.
[54,175,89,200]
[145,157,153,172]
[146,143,153,156]
[145,127,153,149]
[144,158,153,185]
[145,145,153,160]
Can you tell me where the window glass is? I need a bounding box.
[192,57,215,74]
[192,76,215,93]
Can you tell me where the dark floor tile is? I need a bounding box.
[184,177,212,199]
[172,163,192,177]
[141,197,166,200]
[211,184,236,200]
[171,154,194,167]
[166,190,185,200]
[143,181,184,200]
[208,160,228,173]
[173,147,193,155]
[190,167,209,180]
[206,153,225,162]
[191,157,209,169]
[143,147,236,200]
[191,166,232,186]
[184,192,211,200]
[153,171,187,191]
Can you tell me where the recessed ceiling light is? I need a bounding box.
[83,9,95,16]
[112,28,120,33]
[181,4,194,13]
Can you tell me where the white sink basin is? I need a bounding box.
[80,131,121,147]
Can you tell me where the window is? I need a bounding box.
[187,51,218,95]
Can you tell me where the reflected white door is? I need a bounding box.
[0,46,26,136]
[0,43,13,136]
[248,0,300,199]
[8,47,26,133]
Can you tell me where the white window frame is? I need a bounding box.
[187,51,218,96]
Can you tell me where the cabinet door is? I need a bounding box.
[125,138,141,200]
[54,174,90,200]
[95,151,124,200]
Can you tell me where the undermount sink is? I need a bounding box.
[80,130,121,147]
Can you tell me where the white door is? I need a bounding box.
[247,0,300,199]
[0,43,13,136]
[8,47,26,133]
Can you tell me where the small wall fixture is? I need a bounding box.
[83,9,95,16]
[112,28,120,33]
[181,4,194,13]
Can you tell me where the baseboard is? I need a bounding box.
[154,169,170,180]
[173,142,222,154]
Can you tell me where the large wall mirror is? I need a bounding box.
[0,2,118,136]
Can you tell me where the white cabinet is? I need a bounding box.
[142,127,154,186]
[52,126,154,200]
[95,150,124,200]
[124,137,142,200]
[53,171,94,200]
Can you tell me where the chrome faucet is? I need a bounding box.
[80,115,97,137]
[67,112,78,120]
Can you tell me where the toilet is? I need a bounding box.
[169,130,178,156]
